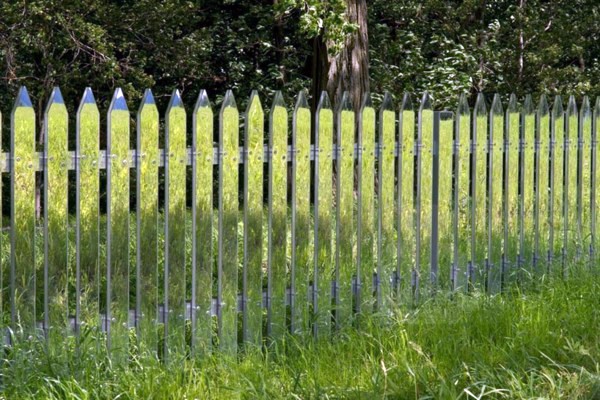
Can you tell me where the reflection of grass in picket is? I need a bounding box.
[4,269,600,399]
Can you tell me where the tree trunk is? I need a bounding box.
[311,0,370,114]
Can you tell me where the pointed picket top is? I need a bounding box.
[506,93,518,113]
[271,90,285,109]
[491,93,503,115]
[316,91,332,112]
[523,94,534,115]
[167,89,184,112]
[567,95,577,115]
[294,90,309,111]
[82,87,96,105]
[456,93,469,115]
[419,92,432,112]
[77,87,98,115]
[141,88,155,106]
[245,89,263,116]
[537,94,549,116]
[137,88,156,116]
[379,91,393,111]
[580,95,591,118]
[340,91,352,111]
[47,86,65,106]
[44,86,66,118]
[474,93,487,116]
[400,93,413,112]
[221,89,237,112]
[359,92,372,110]
[109,87,128,111]
[194,89,210,112]
[12,86,33,113]
[552,95,564,117]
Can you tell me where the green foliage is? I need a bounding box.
[2,0,600,114]
[276,0,358,55]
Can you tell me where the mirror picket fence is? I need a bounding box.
[1,87,597,362]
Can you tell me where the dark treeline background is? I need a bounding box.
[1,0,600,123]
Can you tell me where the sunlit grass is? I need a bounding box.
[2,270,600,399]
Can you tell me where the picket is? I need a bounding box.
[164,90,187,359]
[76,88,100,335]
[314,92,333,336]
[504,95,519,287]
[551,97,565,275]
[454,94,470,292]
[488,95,503,292]
[192,90,213,354]
[537,95,551,273]
[268,92,288,338]
[377,93,395,307]
[136,89,159,355]
[218,90,239,354]
[11,87,36,334]
[106,88,130,363]
[357,95,375,313]
[579,97,593,266]
[43,87,69,344]
[3,86,600,362]
[291,92,311,334]
[437,111,453,292]
[398,94,415,300]
[471,94,487,290]
[335,92,354,325]
[565,96,578,270]
[243,92,263,345]
[416,93,433,300]
[521,96,535,275]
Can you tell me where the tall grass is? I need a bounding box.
[2,270,600,399]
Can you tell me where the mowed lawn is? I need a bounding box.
[2,271,600,399]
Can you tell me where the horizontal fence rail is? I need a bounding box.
[1,87,598,361]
